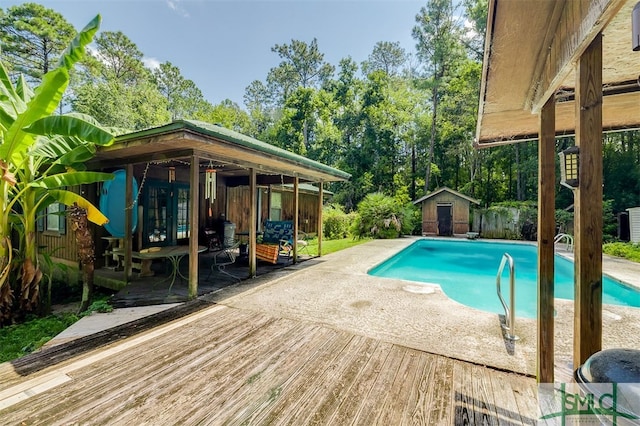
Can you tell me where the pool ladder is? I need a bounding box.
[496,253,519,341]
[554,233,574,252]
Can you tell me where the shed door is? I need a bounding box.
[437,204,453,236]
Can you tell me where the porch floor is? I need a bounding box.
[96,250,305,308]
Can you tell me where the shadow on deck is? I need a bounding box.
[96,250,311,308]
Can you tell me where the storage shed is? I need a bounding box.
[413,187,479,236]
[627,207,640,243]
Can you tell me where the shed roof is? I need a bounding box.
[92,120,350,183]
[413,187,480,205]
[476,0,640,146]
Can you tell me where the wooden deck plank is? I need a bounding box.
[178,321,329,425]
[377,347,424,425]
[220,324,339,425]
[0,306,538,425]
[275,333,371,425]
[327,340,394,425]
[119,317,303,425]
[349,344,407,424]
[250,329,354,425]
[420,354,454,425]
[402,351,430,425]
[488,368,536,425]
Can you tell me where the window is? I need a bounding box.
[38,203,66,235]
[270,192,282,221]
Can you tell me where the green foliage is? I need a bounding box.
[322,203,354,239]
[555,209,574,234]
[603,242,640,263]
[304,236,372,257]
[603,199,618,243]
[352,192,408,239]
[0,312,79,362]
[80,298,113,316]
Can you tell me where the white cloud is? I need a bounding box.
[166,0,189,18]
[143,57,162,70]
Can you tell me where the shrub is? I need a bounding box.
[323,204,354,239]
[603,242,640,263]
[352,192,410,239]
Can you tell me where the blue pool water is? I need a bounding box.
[368,239,640,318]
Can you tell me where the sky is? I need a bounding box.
[4,0,426,107]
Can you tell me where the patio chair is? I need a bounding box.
[255,220,293,264]
[207,239,241,282]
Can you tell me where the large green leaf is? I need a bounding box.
[55,144,97,165]
[15,75,34,104]
[24,115,114,145]
[31,171,114,189]
[0,15,101,164]
[47,189,109,225]
[57,15,101,69]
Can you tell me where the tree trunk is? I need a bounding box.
[411,143,416,200]
[68,205,96,313]
[424,87,439,194]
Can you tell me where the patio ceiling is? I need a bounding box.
[476,0,640,146]
[89,120,350,184]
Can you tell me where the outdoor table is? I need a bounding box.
[135,245,206,292]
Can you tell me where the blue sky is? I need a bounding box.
[4,0,426,107]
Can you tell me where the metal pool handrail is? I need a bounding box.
[496,253,519,341]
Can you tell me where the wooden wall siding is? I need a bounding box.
[226,186,320,234]
[421,192,471,235]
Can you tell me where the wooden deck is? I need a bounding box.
[0,305,538,425]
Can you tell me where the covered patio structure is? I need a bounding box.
[88,120,350,298]
[477,0,640,382]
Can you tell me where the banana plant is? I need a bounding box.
[0,15,116,318]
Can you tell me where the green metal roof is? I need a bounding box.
[115,120,351,181]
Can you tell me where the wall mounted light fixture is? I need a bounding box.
[559,146,580,189]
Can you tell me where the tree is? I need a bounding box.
[0,3,75,83]
[0,15,113,322]
[153,61,210,120]
[89,31,149,85]
[361,41,407,77]
[267,38,335,149]
[412,0,464,193]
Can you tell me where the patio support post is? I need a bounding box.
[317,182,323,256]
[537,96,555,383]
[124,164,134,283]
[574,33,603,368]
[293,176,299,263]
[249,168,257,278]
[188,154,199,298]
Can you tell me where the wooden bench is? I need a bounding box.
[466,232,479,239]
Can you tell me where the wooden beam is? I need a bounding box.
[537,96,556,384]
[124,164,133,283]
[293,177,299,264]
[574,33,603,368]
[530,0,626,113]
[249,168,257,278]
[317,182,323,257]
[188,154,199,299]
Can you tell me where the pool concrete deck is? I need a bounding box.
[200,237,638,377]
[46,237,640,377]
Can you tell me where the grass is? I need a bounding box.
[603,242,640,263]
[0,295,113,363]
[0,312,79,363]
[303,236,372,256]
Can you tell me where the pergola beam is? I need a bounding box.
[537,97,556,383]
[529,0,626,113]
[573,33,604,367]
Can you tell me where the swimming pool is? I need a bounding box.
[368,238,640,318]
